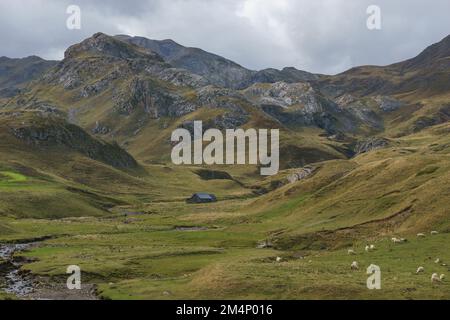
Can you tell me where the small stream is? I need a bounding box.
[0,243,35,297]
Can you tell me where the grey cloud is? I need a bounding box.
[0,0,449,74]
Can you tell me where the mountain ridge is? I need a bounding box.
[1,32,449,167]
[2,33,448,96]
[115,34,320,89]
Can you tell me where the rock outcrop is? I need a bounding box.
[286,167,315,184]
[355,137,390,155]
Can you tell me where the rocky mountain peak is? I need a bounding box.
[116,35,322,89]
[115,35,184,60]
[64,32,164,62]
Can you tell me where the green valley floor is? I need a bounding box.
[1,197,449,300]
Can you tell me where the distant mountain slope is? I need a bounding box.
[320,35,450,99]
[395,34,450,72]
[0,56,57,97]
[115,35,319,89]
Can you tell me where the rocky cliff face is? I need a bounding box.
[242,81,373,134]
[114,76,198,117]
[249,67,319,85]
[355,137,390,155]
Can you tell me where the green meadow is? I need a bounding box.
[1,113,449,300]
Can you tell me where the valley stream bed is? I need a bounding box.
[0,240,98,300]
[0,243,35,297]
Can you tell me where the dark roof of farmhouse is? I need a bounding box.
[194,193,215,199]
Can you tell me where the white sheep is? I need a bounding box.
[431,273,441,283]
[391,237,405,244]
[440,274,445,281]
[435,258,441,264]
[276,257,283,263]
[348,249,356,255]
[417,233,426,238]
[370,244,375,250]
[431,231,439,235]
[365,245,370,252]
[351,261,359,270]
[416,266,425,274]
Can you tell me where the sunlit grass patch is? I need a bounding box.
[0,171,28,184]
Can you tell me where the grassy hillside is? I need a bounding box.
[0,120,448,299]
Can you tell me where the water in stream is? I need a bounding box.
[0,243,35,297]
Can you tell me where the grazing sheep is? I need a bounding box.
[370,244,375,250]
[416,267,425,274]
[365,245,370,252]
[435,258,441,264]
[351,261,359,270]
[348,249,356,255]
[431,231,439,235]
[440,274,445,281]
[391,237,405,244]
[417,233,426,238]
[276,257,282,263]
[431,273,441,283]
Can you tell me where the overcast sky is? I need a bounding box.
[0,0,449,74]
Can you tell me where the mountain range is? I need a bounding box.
[1,32,450,300]
[2,33,449,168]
